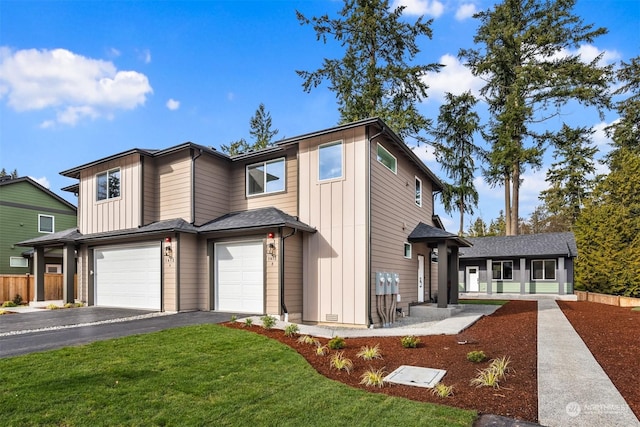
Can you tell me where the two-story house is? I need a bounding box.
[19,118,469,326]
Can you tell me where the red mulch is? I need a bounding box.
[558,300,640,420]
[225,300,538,422]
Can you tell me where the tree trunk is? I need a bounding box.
[511,162,520,235]
[504,174,511,236]
[459,197,464,236]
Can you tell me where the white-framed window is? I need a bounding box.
[415,176,422,207]
[38,214,54,233]
[532,259,556,281]
[96,168,121,201]
[246,158,286,196]
[10,257,28,268]
[404,242,412,259]
[376,143,397,174]
[492,261,513,280]
[46,264,62,273]
[318,141,343,181]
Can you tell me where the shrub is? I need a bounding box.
[2,301,17,308]
[400,335,420,348]
[315,343,329,356]
[488,356,513,380]
[64,303,74,308]
[0,309,7,315]
[46,303,60,310]
[297,335,318,346]
[360,367,386,387]
[356,344,383,361]
[284,323,300,337]
[466,350,487,363]
[470,368,501,389]
[329,352,353,374]
[12,294,23,305]
[230,315,237,322]
[244,318,253,327]
[260,315,277,330]
[328,336,346,350]
[431,383,454,398]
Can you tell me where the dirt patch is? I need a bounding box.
[558,300,640,420]
[226,300,538,422]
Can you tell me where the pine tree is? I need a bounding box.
[222,104,279,156]
[606,55,640,163]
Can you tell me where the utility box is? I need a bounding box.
[375,272,385,295]
[391,273,399,294]
[385,273,393,294]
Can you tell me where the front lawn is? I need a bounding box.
[0,325,476,426]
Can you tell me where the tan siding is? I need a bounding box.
[157,151,192,221]
[369,137,437,322]
[193,155,231,225]
[283,231,303,321]
[299,127,368,325]
[78,154,142,234]
[265,235,279,316]
[178,233,200,310]
[143,157,157,224]
[77,246,89,303]
[163,238,177,311]
[229,150,298,216]
[196,236,211,311]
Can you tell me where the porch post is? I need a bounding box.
[33,247,45,301]
[449,246,459,304]
[520,258,526,294]
[558,257,565,295]
[437,241,448,308]
[486,259,493,295]
[62,244,76,304]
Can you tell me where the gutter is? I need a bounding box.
[280,227,297,322]
[367,126,385,328]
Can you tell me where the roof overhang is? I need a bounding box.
[407,222,472,247]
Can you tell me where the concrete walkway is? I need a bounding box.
[537,299,639,426]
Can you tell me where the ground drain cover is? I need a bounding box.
[383,365,446,388]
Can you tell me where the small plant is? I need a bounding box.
[46,303,60,310]
[284,323,300,337]
[75,302,85,307]
[230,315,237,322]
[2,301,17,308]
[360,367,386,387]
[328,336,346,350]
[315,343,329,356]
[488,356,513,380]
[0,309,7,315]
[297,335,318,346]
[12,294,23,305]
[356,344,383,361]
[64,303,74,308]
[244,318,253,327]
[431,383,454,398]
[467,350,487,363]
[329,352,353,374]
[260,315,277,330]
[470,367,501,389]
[400,335,420,348]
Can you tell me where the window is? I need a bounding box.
[415,177,422,207]
[46,264,62,273]
[532,259,556,280]
[10,257,28,268]
[247,158,286,196]
[376,143,397,174]
[38,214,54,233]
[96,168,121,201]
[492,261,513,280]
[318,141,343,181]
[404,243,412,259]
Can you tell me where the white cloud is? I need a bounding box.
[540,44,620,67]
[108,47,121,58]
[30,176,50,189]
[424,54,484,101]
[455,3,476,21]
[592,120,614,147]
[0,47,152,127]
[391,0,444,18]
[166,98,180,111]
[138,48,152,64]
[410,143,436,163]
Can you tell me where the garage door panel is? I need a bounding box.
[216,241,264,314]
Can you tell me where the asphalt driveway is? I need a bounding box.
[0,307,241,358]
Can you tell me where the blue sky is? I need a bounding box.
[1,0,638,232]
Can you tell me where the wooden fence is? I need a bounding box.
[575,290,640,307]
[0,274,78,303]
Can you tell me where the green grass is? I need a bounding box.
[0,325,476,426]
[632,306,640,311]
[459,299,508,305]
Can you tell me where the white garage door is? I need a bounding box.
[94,244,161,310]
[215,240,264,314]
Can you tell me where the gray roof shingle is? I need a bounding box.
[460,232,577,259]
[199,207,316,233]
[408,222,472,247]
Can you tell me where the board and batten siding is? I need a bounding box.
[284,231,303,322]
[299,127,368,325]
[177,232,200,311]
[157,152,192,222]
[193,154,231,226]
[369,136,435,320]
[142,156,157,225]
[78,153,142,234]
[229,150,298,216]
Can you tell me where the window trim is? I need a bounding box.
[492,260,513,281]
[96,167,121,202]
[46,264,62,274]
[10,257,28,268]
[376,143,397,174]
[532,259,557,281]
[245,157,287,197]
[403,242,412,259]
[415,176,422,207]
[318,140,344,182]
[38,214,54,233]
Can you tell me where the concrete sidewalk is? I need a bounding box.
[537,299,639,426]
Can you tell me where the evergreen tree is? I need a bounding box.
[296,0,441,143]
[432,91,482,235]
[222,104,279,156]
[606,55,640,163]
[460,0,612,235]
[0,168,18,178]
[487,210,506,236]
[467,217,488,237]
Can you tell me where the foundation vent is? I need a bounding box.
[325,314,339,322]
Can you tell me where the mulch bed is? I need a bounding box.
[225,300,538,422]
[558,300,640,420]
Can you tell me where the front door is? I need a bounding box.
[466,266,479,292]
[417,255,425,303]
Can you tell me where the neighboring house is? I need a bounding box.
[0,176,77,275]
[19,118,469,326]
[458,232,578,295]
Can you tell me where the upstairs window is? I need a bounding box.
[377,143,397,174]
[318,141,343,181]
[415,176,422,207]
[492,261,513,280]
[96,168,121,201]
[532,259,556,280]
[247,158,286,196]
[404,242,412,259]
[38,214,54,233]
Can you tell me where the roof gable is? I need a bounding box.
[0,177,77,211]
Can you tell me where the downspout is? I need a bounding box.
[190,148,203,225]
[368,126,384,328]
[280,227,297,322]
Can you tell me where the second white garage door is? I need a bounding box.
[94,244,161,310]
[215,240,264,314]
